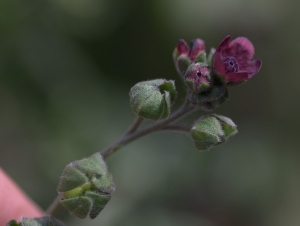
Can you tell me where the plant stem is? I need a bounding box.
[46,193,64,218]
[101,104,195,158]
[46,94,195,217]
[161,124,191,132]
[125,116,143,134]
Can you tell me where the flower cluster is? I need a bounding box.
[174,35,262,110]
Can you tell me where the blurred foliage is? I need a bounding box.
[1,0,300,225]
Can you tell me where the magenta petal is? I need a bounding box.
[245,59,262,78]
[177,39,189,55]
[213,52,226,75]
[216,35,231,53]
[225,72,249,83]
[227,37,255,62]
[189,39,205,61]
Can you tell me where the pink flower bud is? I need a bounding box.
[185,63,211,94]
[173,38,206,77]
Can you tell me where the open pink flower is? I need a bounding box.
[213,35,262,85]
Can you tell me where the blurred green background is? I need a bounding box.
[0,0,299,225]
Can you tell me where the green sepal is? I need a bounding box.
[212,114,237,138]
[85,191,111,219]
[185,78,210,95]
[194,51,206,64]
[57,166,87,192]
[193,116,224,138]
[7,216,65,226]
[191,116,224,151]
[72,153,114,193]
[185,79,196,92]
[198,82,211,93]
[193,132,220,151]
[159,80,176,102]
[212,72,227,86]
[60,191,111,219]
[207,48,215,66]
[177,55,191,77]
[189,85,229,111]
[173,48,191,77]
[57,153,115,219]
[60,196,92,219]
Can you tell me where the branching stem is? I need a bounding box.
[162,124,191,133]
[46,93,197,217]
[100,104,195,158]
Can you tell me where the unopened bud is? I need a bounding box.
[57,153,115,219]
[173,39,206,77]
[189,39,206,62]
[185,63,211,94]
[191,114,237,151]
[129,79,176,121]
[173,40,191,77]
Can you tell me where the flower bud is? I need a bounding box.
[57,153,115,219]
[129,79,176,121]
[173,40,191,77]
[191,114,237,151]
[7,216,65,226]
[189,85,229,111]
[189,39,206,62]
[185,63,211,94]
[173,39,206,77]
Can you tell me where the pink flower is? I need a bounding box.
[213,35,262,85]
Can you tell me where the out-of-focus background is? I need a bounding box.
[0,0,299,225]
